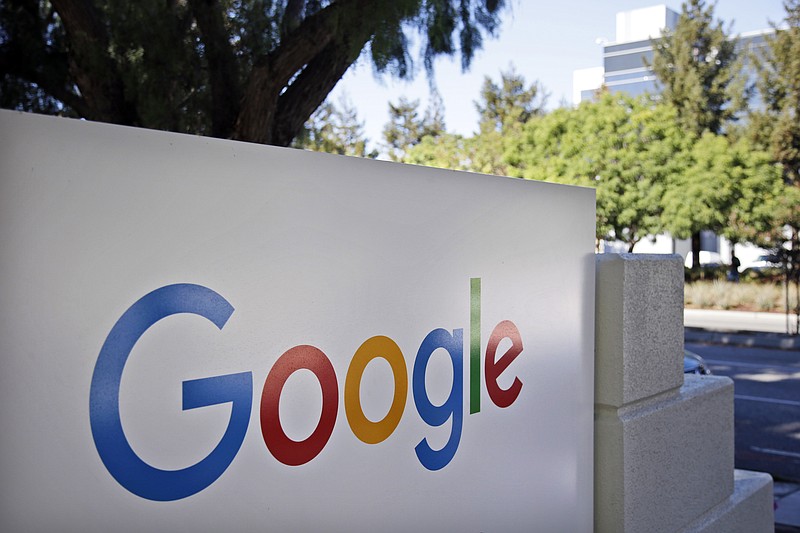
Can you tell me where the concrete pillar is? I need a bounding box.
[594,253,774,533]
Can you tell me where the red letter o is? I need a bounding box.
[260,345,338,466]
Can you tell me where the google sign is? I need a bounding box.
[1,110,594,531]
[90,279,523,501]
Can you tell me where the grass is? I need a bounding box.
[684,281,798,313]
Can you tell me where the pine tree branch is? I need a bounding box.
[281,0,306,38]
[188,0,241,138]
[50,0,134,124]
[0,0,87,115]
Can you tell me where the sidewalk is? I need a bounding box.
[684,308,800,350]
[685,308,798,334]
[683,308,800,531]
[776,481,800,533]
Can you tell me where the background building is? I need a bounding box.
[573,4,774,269]
[574,4,772,106]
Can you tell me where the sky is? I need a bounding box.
[330,0,788,151]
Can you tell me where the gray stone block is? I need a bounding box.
[679,469,774,533]
[596,253,685,407]
[595,375,734,533]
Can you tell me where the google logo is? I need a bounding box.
[90,280,524,501]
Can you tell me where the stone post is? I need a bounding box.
[594,254,774,532]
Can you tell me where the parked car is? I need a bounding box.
[684,251,723,269]
[684,350,712,375]
[743,254,782,271]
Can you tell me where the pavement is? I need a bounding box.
[684,308,800,349]
[684,308,800,531]
[775,481,800,533]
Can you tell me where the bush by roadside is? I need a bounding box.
[685,280,798,312]
[684,266,785,283]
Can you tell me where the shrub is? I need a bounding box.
[684,280,787,312]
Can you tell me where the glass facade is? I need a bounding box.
[606,79,657,97]
[604,50,655,74]
[605,70,652,83]
[605,39,652,54]
[601,36,656,98]
[573,7,774,106]
[583,30,774,104]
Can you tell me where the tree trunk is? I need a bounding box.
[189,0,242,138]
[50,0,135,125]
[793,229,800,335]
[233,0,394,146]
[691,231,702,273]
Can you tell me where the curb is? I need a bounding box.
[684,327,800,350]
[775,481,800,532]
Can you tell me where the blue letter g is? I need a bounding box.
[89,284,252,501]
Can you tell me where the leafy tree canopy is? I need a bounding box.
[475,66,546,134]
[403,67,545,174]
[293,95,377,157]
[648,0,747,268]
[660,132,783,245]
[404,131,470,169]
[507,92,688,251]
[382,92,446,161]
[751,0,800,186]
[0,0,506,146]
[749,0,800,321]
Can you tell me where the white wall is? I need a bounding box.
[615,5,678,43]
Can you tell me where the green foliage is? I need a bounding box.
[404,132,471,169]
[104,0,210,134]
[751,0,800,186]
[382,93,446,161]
[648,0,748,269]
[399,67,544,175]
[748,1,800,321]
[661,132,783,244]
[507,93,687,251]
[0,0,507,146]
[684,280,795,310]
[383,62,784,258]
[500,91,782,253]
[403,129,511,175]
[293,96,377,158]
[648,0,743,136]
[475,66,546,134]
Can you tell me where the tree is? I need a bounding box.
[660,132,783,251]
[0,0,506,146]
[649,0,743,136]
[293,96,377,157]
[403,68,546,175]
[751,0,800,190]
[648,0,745,268]
[506,93,688,252]
[404,132,471,169]
[382,93,446,162]
[469,67,546,175]
[749,0,800,332]
[475,66,546,134]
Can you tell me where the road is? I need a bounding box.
[686,342,800,482]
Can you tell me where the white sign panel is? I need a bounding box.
[0,110,595,531]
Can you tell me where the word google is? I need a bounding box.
[89,279,524,501]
